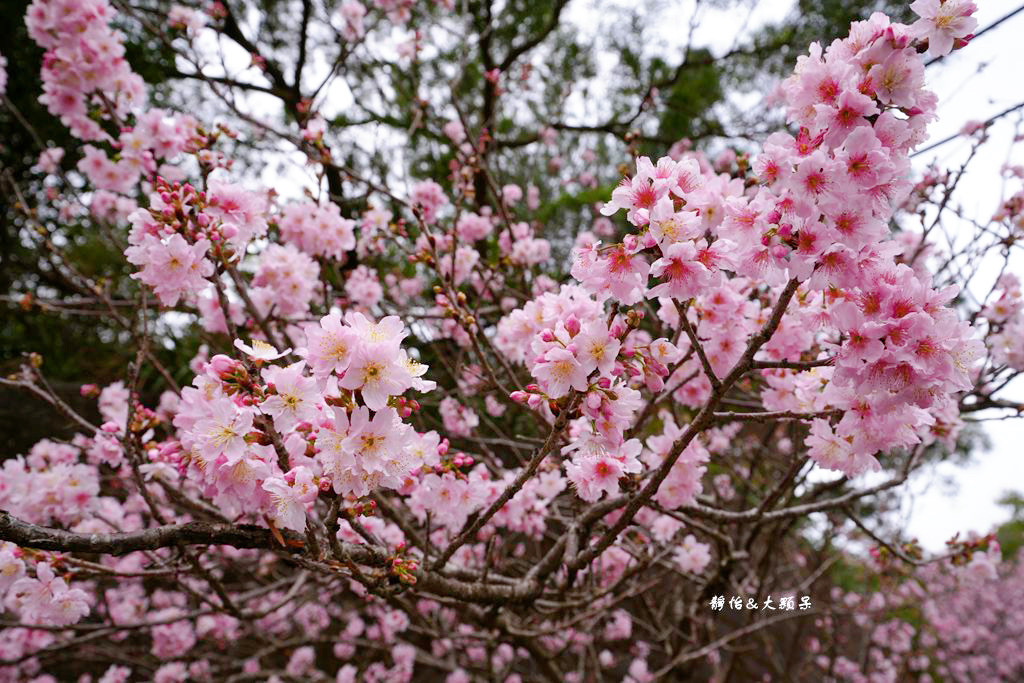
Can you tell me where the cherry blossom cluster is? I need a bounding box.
[582,11,983,478]
[26,0,199,188]
[173,312,436,532]
[25,0,145,141]
[125,178,268,306]
[277,199,357,260]
[1,552,90,628]
[812,537,1022,683]
[980,275,1024,371]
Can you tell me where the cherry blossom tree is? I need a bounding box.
[1,0,1023,681]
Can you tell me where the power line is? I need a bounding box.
[926,4,1024,68]
[911,100,1024,158]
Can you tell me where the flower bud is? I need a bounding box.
[209,354,239,378]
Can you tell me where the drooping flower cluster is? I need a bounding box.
[27,0,199,191]
[498,282,704,503]
[25,0,145,141]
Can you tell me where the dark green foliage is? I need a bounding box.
[996,492,1024,561]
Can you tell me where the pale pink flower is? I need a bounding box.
[340,346,413,411]
[572,320,620,376]
[533,347,590,398]
[304,312,359,376]
[910,0,977,58]
[234,338,291,361]
[261,467,318,533]
[260,361,320,431]
[193,397,254,464]
[673,534,712,573]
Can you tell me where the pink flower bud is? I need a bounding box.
[158,441,182,459]
[565,315,581,336]
[209,354,238,377]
